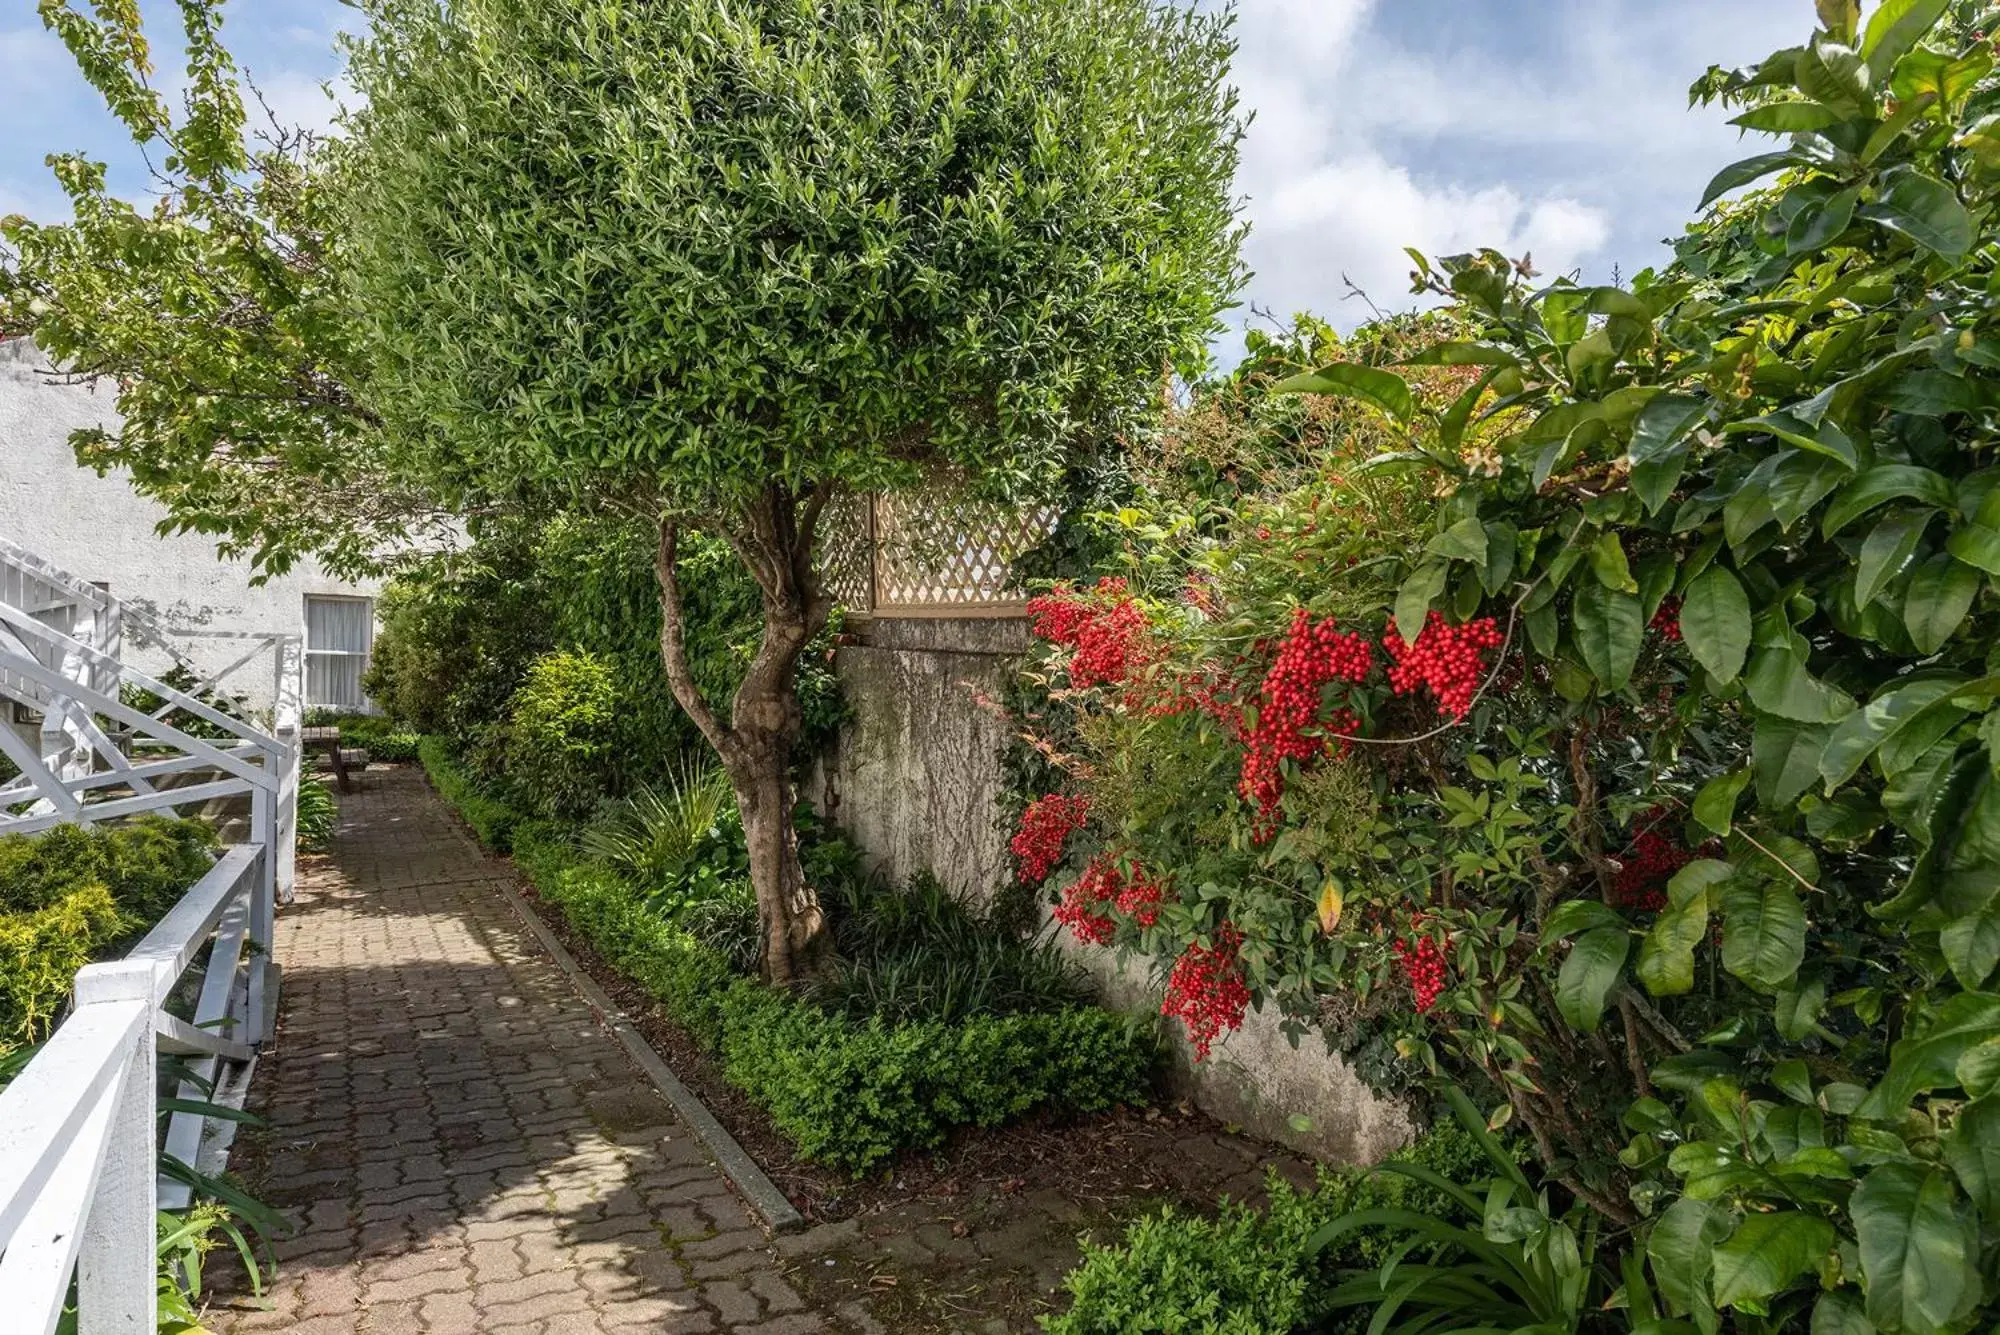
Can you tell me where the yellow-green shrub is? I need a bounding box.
[0,884,122,1051]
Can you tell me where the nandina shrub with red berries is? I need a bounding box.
[1011,12,2000,1326]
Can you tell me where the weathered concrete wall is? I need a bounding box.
[1049,917,1414,1164]
[816,613,1413,1165]
[0,337,383,712]
[812,616,1026,909]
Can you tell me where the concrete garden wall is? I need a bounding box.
[811,614,1414,1165]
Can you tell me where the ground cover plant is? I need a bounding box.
[420,739,1154,1173]
[1013,4,2000,1330]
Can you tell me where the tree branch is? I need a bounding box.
[655,518,733,759]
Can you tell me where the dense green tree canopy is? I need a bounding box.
[338,0,1248,980]
[339,0,1246,515]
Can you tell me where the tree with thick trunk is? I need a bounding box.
[351,0,1248,981]
[655,492,834,982]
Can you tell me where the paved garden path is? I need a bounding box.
[218,766,829,1335]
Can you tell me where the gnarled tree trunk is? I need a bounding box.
[652,485,833,984]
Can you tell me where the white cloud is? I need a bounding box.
[245,67,352,141]
[1214,0,1817,353]
[1253,154,1609,305]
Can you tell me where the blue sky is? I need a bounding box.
[2,0,1819,359]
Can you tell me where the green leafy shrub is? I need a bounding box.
[0,885,122,1051]
[419,736,522,852]
[1046,1119,1490,1335]
[296,780,336,853]
[582,761,738,901]
[369,514,844,789]
[448,777,1154,1173]
[0,814,216,1051]
[1007,9,2000,1330]
[503,650,619,818]
[306,712,420,763]
[811,871,1089,1025]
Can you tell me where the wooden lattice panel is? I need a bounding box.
[815,483,1058,618]
[816,490,874,611]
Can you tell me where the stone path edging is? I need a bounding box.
[493,877,806,1233]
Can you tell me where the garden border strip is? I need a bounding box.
[489,867,807,1234]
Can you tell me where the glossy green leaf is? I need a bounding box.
[1682,565,1752,683]
[1428,516,1490,563]
[1858,992,2000,1118]
[1556,926,1629,1033]
[1638,894,1711,997]
[1543,899,1626,940]
[1859,166,1977,258]
[1573,581,1643,691]
[1862,0,1953,79]
[1821,677,1968,789]
[1854,509,1933,608]
[1694,768,1753,836]
[1945,1096,2000,1222]
[1710,1212,1835,1309]
[1902,553,1981,654]
[1731,101,1845,133]
[1820,464,1953,538]
[1721,880,1808,990]
[1756,716,1831,808]
[1811,1292,1875,1335]
[1941,901,2000,988]
[1699,152,1799,209]
[1852,1163,1972,1334]
[1273,362,1415,423]
[1775,976,1829,1041]
[1628,393,1709,464]
[1590,532,1638,592]
[1648,1196,1733,1317]
[1395,561,1448,644]
[1745,646,1856,724]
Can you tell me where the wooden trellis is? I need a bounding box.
[820,484,1059,618]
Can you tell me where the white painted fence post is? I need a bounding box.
[72,959,163,1335]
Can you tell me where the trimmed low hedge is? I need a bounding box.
[419,736,523,851]
[425,741,1155,1173]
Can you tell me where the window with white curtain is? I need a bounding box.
[304,596,374,712]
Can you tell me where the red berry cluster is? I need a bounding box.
[1010,793,1090,885]
[1394,920,1448,1014]
[1054,855,1121,946]
[1649,597,1683,642]
[1161,924,1251,1060]
[1383,612,1503,720]
[1238,608,1374,840]
[1114,861,1169,927]
[1026,578,1151,689]
[1611,809,1694,912]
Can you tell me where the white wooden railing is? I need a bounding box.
[0,542,301,1332]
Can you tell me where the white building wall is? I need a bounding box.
[0,337,384,715]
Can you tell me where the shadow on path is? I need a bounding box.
[215,766,830,1335]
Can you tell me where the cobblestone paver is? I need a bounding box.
[218,766,829,1335]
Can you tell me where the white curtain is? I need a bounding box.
[304,597,373,711]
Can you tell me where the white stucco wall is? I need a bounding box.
[0,337,383,714]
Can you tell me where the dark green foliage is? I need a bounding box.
[119,665,248,743]
[296,781,336,854]
[1045,1121,1492,1335]
[504,650,618,819]
[418,736,522,852]
[369,515,842,793]
[434,753,1154,1173]
[811,871,1089,1025]
[306,712,420,763]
